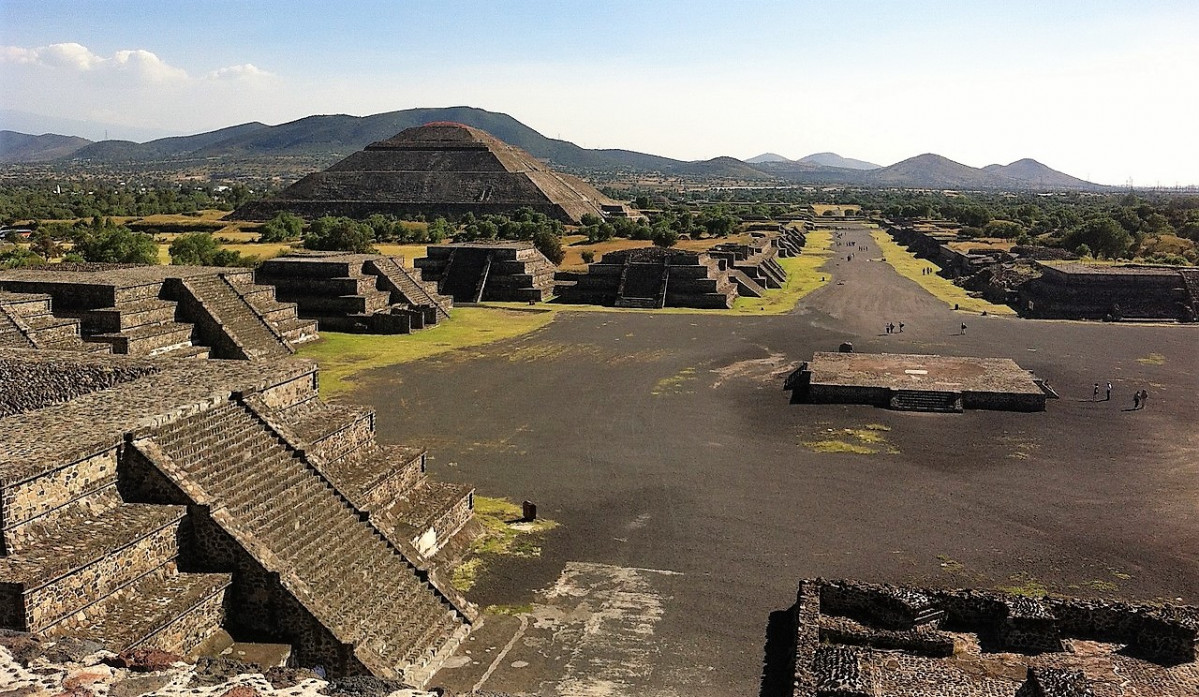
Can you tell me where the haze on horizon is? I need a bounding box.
[2,0,1197,187]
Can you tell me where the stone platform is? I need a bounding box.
[785,352,1048,412]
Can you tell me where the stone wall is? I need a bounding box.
[0,358,158,417]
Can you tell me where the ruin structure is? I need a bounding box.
[785,352,1050,412]
[232,122,633,224]
[791,578,1199,696]
[707,237,788,298]
[255,252,452,333]
[1019,262,1199,321]
[555,247,739,309]
[414,242,556,303]
[0,265,317,359]
[0,348,476,687]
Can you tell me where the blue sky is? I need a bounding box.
[3,1,1198,185]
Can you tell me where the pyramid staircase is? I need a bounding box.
[0,468,229,656]
[138,396,473,684]
[171,274,294,360]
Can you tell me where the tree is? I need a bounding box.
[169,232,251,266]
[0,247,46,268]
[72,221,159,264]
[651,223,679,248]
[258,211,304,242]
[29,229,62,259]
[303,217,376,253]
[1064,216,1133,259]
[532,229,564,264]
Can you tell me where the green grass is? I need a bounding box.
[296,307,558,396]
[801,426,899,455]
[870,228,1016,315]
[996,572,1050,597]
[450,496,559,592]
[652,367,698,395]
[1137,353,1166,365]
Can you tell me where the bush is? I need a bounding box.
[0,247,46,268]
[581,250,596,264]
[651,224,679,248]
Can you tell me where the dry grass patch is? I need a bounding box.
[801,423,899,455]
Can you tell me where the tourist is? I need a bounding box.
[1133,392,1141,410]
[1093,383,1099,401]
[1106,382,1112,401]
[959,322,967,335]
[898,322,905,333]
[1140,389,1149,409]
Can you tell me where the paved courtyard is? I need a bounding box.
[350,223,1198,695]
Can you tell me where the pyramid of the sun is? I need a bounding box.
[234,122,627,224]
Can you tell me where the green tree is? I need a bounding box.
[1064,216,1133,259]
[169,232,250,266]
[258,211,304,242]
[0,247,46,268]
[72,222,159,264]
[651,223,679,248]
[532,229,565,264]
[303,217,376,253]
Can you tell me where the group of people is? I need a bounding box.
[1092,381,1150,409]
[922,267,936,275]
[884,321,904,334]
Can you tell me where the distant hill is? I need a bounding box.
[864,153,1024,189]
[796,152,880,170]
[0,106,1105,190]
[0,131,92,163]
[982,158,1096,190]
[745,152,791,164]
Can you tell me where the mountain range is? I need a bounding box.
[0,106,1104,191]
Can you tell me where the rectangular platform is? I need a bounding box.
[789,352,1047,412]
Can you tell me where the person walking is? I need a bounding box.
[1133,391,1141,410]
[1139,389,1148,409]
[959,322,967,335]
[898,322,905,333]
[1106,382,1112,401]
[1092,383,1100,401]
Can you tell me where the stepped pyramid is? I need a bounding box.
[233,122,630,224]
[0,349,476,687]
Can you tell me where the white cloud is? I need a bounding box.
[204,63,274,81]
[1,42,259,84]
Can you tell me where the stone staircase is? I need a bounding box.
[890,389,963,413]
[728,269,767,298]
[142,399,470,683]
[223,274,320,347]
[364,256,452,321]
[0,293,111,353]
[174,275,293,360]
[1177,269,1199,310]
[0,481,230,656]
[256,254,448,334]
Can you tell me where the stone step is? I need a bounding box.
[156,343,210,360]
[0,294,53,317]
[83,299,178,332]
[890,390,963,413]
[89,322,195,356]
[0,502,187,632]
[46,564,231,655]
[19,313,83,344]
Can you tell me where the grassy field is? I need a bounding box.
[870,228,1016,315]
[295,306,559,396]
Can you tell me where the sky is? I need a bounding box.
[2,0,1198,186]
